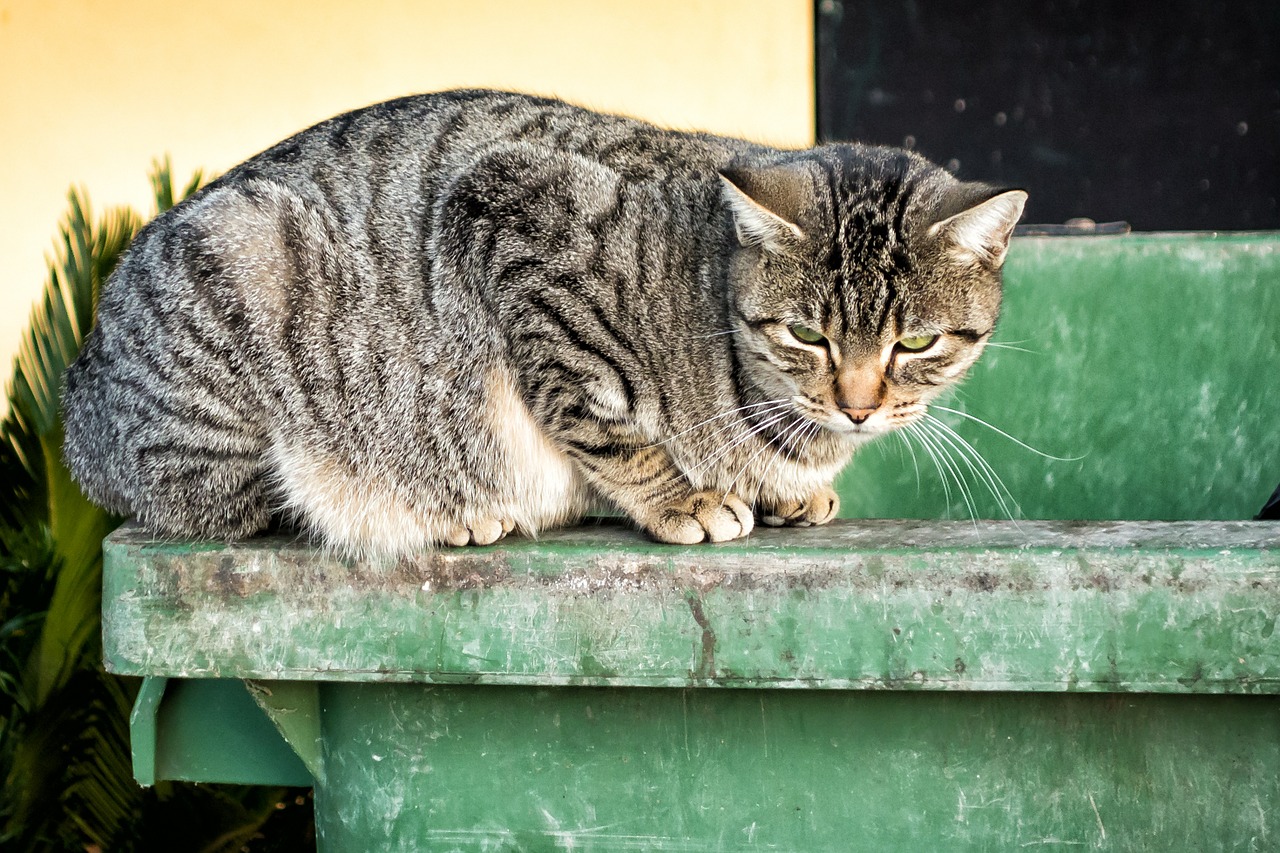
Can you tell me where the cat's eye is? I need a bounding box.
[897,334,939,353]
[788,324,826,345]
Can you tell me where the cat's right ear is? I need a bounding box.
[930,186,1028,270]
[719,167,807,253]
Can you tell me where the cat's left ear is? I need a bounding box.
[719,165,808,253]
[930,187,1028,269]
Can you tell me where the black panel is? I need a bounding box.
[816,0,1280,230]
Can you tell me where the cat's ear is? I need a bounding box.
[719,166,807,253]
[930,187,1028,269]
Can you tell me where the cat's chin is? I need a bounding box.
[820,418,893,443]
[844,428,890,444]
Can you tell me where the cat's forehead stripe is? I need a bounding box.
[821,161,854,331]
[823,154,918,338]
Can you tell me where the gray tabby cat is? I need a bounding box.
[62,90,1026,557]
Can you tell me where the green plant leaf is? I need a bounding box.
[11,190,136,708]
[150,155,205,215]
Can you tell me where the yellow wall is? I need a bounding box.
[0,0,813,411]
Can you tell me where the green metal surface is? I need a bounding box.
[104,520,1280,693]
[128,676,313,787]
[314,683,1279,851]
[246,679,326,783]
[838,233,1280,521]
[128,676,166,787]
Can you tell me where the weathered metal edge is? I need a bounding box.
[102,520,1280,694]
[101,667,1280,695]
[104,518,1280,553]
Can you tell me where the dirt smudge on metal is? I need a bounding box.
[686,593,717,680]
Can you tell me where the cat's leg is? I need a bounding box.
[759,486,841,528]
[130,441,271,540]
[649,487,755,544]
[551,416,754,545]
[116,367,272,539]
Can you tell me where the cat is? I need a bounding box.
[61,89,1026,558]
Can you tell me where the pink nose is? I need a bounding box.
[842,407,878,425]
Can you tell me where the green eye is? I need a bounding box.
[789,324,826,345]
[898,334,939,352]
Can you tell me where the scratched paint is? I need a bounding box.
[308,682,1280,851]
[105,520,1280,694]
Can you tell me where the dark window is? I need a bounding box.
[816,0,1280,230]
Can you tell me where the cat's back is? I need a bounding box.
[105,90,739,311]
[102,89,745,308]
[206,89,738,196]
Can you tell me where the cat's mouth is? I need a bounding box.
[791,395,895,440]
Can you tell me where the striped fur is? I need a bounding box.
[62,90,1025,555]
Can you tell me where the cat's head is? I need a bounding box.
[719,145,1026,441]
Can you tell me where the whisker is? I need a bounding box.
[924,414,1024,521]
[738,417,813,512]
[686,407,793,478]
[649,398,792,448]
[911,420,979,524]
[904,423,955,519]
[700,411,796,483]
[920,416,1004,511]
[984,340,1038,354]
[921,415,1021,524]
[746,433,787,514]
[749,418,824,517]
[724,416,796,500]
[649,408,774,499]
[920,423,980,525]
[795,420,825,489]
[931,405,1085,462]
[694,328,745,339]
[893,428,923,496]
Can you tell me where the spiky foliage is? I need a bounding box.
[0,160,313,851]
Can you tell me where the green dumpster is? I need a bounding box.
[104,233,1280,850]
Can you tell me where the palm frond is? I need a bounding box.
[10,190,136,708]
[1,667,140,850]
[150,155,206,215]
[11,191,140,442]
[60,671,140,850]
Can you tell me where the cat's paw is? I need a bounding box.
[648,490,754,544]
[760,487,840,528]
[442,517,516,547]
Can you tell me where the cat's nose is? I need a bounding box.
[835,362,886,426]
[841,406,878,425]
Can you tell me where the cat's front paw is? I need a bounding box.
[441,517,516,547]
[760,486,840,528]
[648,490,754,544]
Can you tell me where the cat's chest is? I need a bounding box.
[486,368,592,524]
